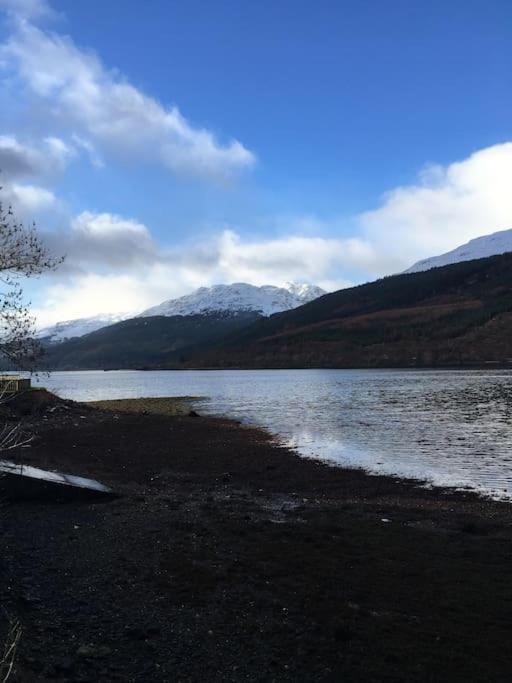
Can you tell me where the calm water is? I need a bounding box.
[34,369,512,500]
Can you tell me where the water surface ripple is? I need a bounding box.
[35,369,512,500]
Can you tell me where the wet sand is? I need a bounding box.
[2,393,512,682]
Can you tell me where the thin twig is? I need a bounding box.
[0,614,22,683]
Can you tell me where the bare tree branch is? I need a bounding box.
[0,613,22,683]
[0,190,63,372]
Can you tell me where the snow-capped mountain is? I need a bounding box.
[405,228,512,274]
[37,282,326,343]
[37,313,133,343]
[139,282,326,318]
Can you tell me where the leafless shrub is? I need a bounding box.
[0,188,63,447]
[0,188,63,678]
[0,195,63,371]
[0,423,32,453]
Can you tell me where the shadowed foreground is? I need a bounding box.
[1,394,512,682]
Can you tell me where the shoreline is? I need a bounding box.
[94,394,512,505]
[88,396,512,504]
[39,363,512,372]
[2,393,512,681]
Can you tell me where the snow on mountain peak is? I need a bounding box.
[405,228,512,274]
[140,282,326,318]
[284,282,326,299]
[37,313,134,343]
[38,282,326,343]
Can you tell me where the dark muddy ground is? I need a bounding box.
[1,392,512,682]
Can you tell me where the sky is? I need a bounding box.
[0,0,511,326]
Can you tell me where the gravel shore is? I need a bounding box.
[1,392,512,682]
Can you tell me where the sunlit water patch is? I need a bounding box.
[34,369,512,500]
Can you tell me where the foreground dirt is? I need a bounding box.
[2,393,512,682]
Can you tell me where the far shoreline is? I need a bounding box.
[36,363,512,372]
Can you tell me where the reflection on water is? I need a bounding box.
[34,369,512,500]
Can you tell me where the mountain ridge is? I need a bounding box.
[186,251,512,369]
[40,252,512,370]
[38,281,326,343]
[139,282,325,318]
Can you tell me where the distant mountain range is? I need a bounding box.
[38,282,325,343]
[38,281,327,370]
[38,231,512,370]
[40,229,512,345]
[405,228,512,273]
[191,251,512,369]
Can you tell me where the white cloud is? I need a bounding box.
[1,19,255,181]
[70,135,103,168]
[3,181,57,215]
[0,134,74,179]
[39,211,163,275]
[34,139,512,325]
[213,230,357,287]
[33,264,221,327]
[34,273,151,325]
[71,211,157,266]
[213,142,512,285]
[33,224,358,327]
[358,142,512,270]
[0,135,66,220]
[0,0,53,20]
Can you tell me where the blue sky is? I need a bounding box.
[0,0,511,325]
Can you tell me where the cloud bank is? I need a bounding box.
[1,15,255,182]
[33,223,356,326]
[29,140,512,326]
[360,143,512,265]
[2,1,512,328]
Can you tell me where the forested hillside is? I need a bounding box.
[42,312,261,370]
[188,253,512,368]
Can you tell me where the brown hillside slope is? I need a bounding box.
[188,253,512,368]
